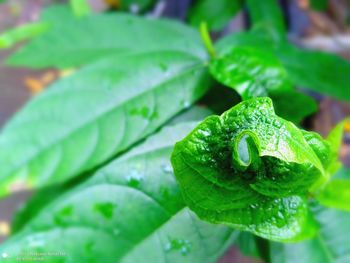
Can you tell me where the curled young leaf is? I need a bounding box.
[171,97,329,242]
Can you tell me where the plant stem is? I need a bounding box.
[200,22,216,58]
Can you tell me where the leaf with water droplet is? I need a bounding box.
[0,123,235,262]
[171,97,333,242]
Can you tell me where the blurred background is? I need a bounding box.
[1,0,350,262]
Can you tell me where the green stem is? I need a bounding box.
[200,22,216,58]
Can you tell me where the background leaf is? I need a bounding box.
[69,0,91,17]
[6,6,207,69]
[0,123,236,263]
[246,0,285,37]
[216,32,350,101]
[188,0,242,31]
[0,51,209,197]
[0,23,50,49]
[316,179,350,211]
[271,205,350,263]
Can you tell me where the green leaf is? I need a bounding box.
[246,0,285,37]
[234,232,260,259]
[6,6,207,69]
[316,179,350,211]
[271,90,318,124]
[119,0,156,12]
[325,118,347,175]
[276,45,350,101]
[0,51,209,198]
[0,22,50,49]
[70,0,91,17]
[209,46,292,99]
[171,97,327,242]
[188,0,242,31]
[209,46,317,123]
[0,123,235,263]
[310,0,328,11]
[215,32,350,101]
[270,205,350,263]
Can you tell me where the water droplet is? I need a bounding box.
[182,101,190,109]
[126,168,144,187]
[113,229,120,236]
[130,107,150,119]
[54,205,74,226]
[163,238,192,256]
[161,164,173,174]
[159,62,168,72]
[93,202,115,220]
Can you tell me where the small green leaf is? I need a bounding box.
[271,205,350,263]
[0,22,50,49]
[316,179,350,211]
[188,0,242,31]
[7,6,207,68]
[171,97,327,242]
[70,0,91,17]
[0,123,235,263]
[246,0,285,38]
[0,51,209,197]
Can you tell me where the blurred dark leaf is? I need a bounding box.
[7,5,207,68]
[188,0,242,31]
[310,0,328,11]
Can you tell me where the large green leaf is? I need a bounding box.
[171,97,327,242]
[0,51,209,197]
[188,0,242,31]
[271,205,350,263]
[6,5,207,68]
[0,123,235,263]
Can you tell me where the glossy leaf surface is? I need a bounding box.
[0,51,209,197]
[0,123,235,263]
[215,32,350,101]
[209,46,317,123]
[171,97,328,241]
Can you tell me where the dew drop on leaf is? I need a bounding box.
[126,168,144,187]
[93,202,115,220]
[161,164,173,174]
[163,238,192,256]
